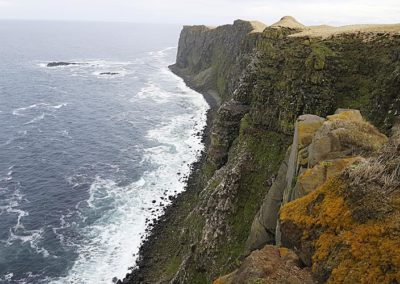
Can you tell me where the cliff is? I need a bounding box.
[170,19,266,105]
[122,16,400,283]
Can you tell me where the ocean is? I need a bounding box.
[0,20,209,283]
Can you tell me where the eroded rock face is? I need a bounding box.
[246,114,325,251]
[213,245,315,284]
[200,153,249,251]
[208,100,250,168]
[282,114,326,204]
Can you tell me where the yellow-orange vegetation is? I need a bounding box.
[280,176,400,283]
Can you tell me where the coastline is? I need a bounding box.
[120,18,400,283]
[119,65,219,283]
[168,64,221,109]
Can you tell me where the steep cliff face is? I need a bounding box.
[124,17,400,283]
[170,20,265,105]
[215,110,394,284]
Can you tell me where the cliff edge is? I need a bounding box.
[122,16,400,283]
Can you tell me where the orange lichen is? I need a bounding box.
[213,278,222,284]
[280,175,400,283]
[297,157,360,196]
[278,247,290,257]
[297,119,324,148]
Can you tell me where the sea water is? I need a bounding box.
[0,20,209,283]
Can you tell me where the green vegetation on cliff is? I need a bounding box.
[125,18,400,284]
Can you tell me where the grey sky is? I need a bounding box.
[0,0,399,26]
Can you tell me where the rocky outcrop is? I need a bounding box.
[247,109,387,250]
[220,110,390,283]
[213,246,315,284]
[125,17,400,283]
[272,111,396,283]
[47,62,81,67]
[279,129,400,282]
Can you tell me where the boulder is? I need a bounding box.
[293,157,361,198]
[213,246,315,284]
[308,109,388,167]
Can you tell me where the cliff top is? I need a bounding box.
[201,20,267,34]
[248,20,268,33]
[291,23,400,38]
[268,16,400,38]
[187,17,400,39]
[271,16,306,30]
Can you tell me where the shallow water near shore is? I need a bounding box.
[0,20,209,283]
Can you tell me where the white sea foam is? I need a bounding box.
[58,129,71,139]
[24,113,45,125]
[135,82,173,104]
[0,182,49,259]
[0,273,14,282]
[13,103,67,116]
[12,104,39,116]
[12,103,67,127]
[52,47,209,284]
[52,103,68,109]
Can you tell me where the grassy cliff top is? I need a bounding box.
[184,19,267,34]
[248,20,268,33]
[290,23,400,38]
[269,16,400,38]
[186,17,400,39]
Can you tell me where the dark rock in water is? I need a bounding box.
[47,62,79,67]
[99,72,119,75]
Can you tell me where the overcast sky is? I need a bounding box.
[0,0,399,26]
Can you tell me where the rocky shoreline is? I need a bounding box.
[119,66,219,284]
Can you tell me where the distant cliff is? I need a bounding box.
[169,19,265,105]
[123,16,400,283]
